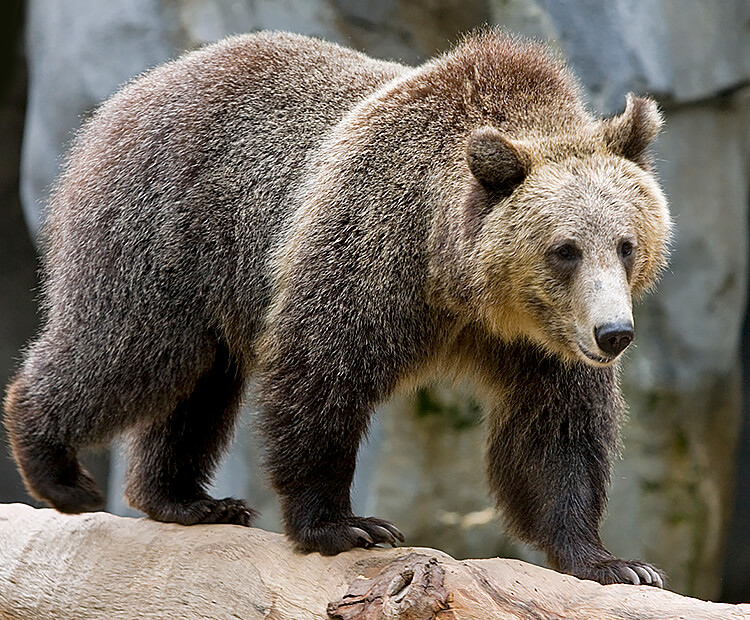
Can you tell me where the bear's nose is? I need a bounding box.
[594,321,634,357]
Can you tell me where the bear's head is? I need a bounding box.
[465,95,672,366]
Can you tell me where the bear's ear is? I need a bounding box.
[466,127,528,195]
[602,94,663,168]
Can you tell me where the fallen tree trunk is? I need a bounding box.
[0,503,746,619]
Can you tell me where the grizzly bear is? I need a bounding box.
[4,30,671,587]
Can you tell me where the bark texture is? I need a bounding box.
[0,504,747,619]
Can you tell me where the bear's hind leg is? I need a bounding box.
[4,371,104,512]
[3,339,120,513]
[124,342,255,526]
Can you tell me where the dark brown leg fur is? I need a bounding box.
[485,341,664,587]
[254,279,430,554]
[3,318,222,518]
[4,373,104,512]
[4,341,113,513]
[256,346,405,554]
[125,342,256,526]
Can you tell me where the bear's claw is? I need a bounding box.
[145,497,258,527]
[292,515,405,555]
[351,526,374,545]
[574,558,665,588]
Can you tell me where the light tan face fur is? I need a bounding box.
[473,154,670,366]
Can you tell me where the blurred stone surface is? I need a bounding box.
[13,0,750,601]
[0,0,38,506]
[490,0,750,113]
[726,302,750,603]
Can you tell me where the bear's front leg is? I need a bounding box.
[486,342,665,587]
[255,308,409,555]
[256,366,404,553]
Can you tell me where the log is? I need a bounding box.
[0,503,746,619]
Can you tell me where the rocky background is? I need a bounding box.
[1,0,749,603]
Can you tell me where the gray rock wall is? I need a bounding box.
[11,0,750,600]
[0,0,40,506]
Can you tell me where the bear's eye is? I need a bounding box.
[555,243,580,262]
[618,239,637,280]
[547,242,581,277]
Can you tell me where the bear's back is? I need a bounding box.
[41,33,407,354]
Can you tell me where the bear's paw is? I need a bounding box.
[291,516,405,555]
[574,558,665,588]
[146,497,258,527]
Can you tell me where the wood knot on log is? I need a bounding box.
[327,553,450,620]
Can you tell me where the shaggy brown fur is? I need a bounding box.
[4,30,671,586]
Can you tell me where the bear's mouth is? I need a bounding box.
[577,343,616,365]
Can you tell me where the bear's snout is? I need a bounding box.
[594,321,634,357]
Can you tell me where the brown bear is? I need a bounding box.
[4,30,671,587]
